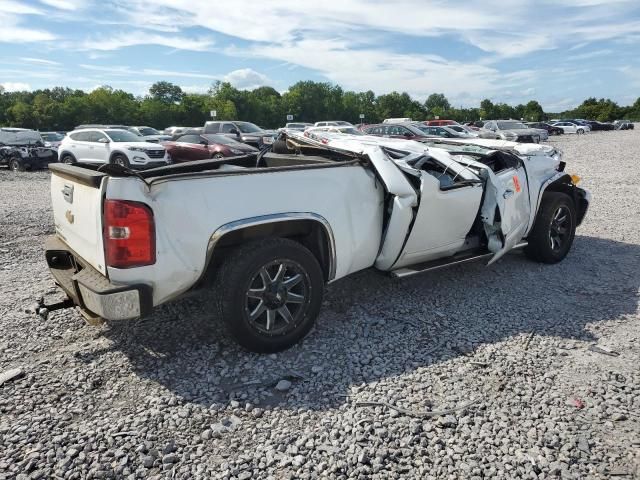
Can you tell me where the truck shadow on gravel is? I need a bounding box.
[98,235,639,410]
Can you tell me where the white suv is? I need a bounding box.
[58,128,171,169]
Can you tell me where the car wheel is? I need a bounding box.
[61,154,75,164]
[211,237,324,353]
[525,192,576,264]
[577,129,584,135]
[111,154,130,168]
[10,158,25,172]
[272,139,293,154]
[212,153,224,159]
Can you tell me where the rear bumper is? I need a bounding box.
[45,235,153,321]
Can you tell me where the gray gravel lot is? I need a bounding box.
[1,131,639,479]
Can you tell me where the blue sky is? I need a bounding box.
[1,0,639,110]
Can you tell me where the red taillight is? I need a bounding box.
[104,199,155,268]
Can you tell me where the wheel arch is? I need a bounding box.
[202,213,336,284]
[59,150,77,162]
[109,150,128,162]
[534,174,589,228]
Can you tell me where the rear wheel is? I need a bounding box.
[577,128,585,135]
[211,237,324,353]
[525,192,576,264]
[272,139,293,154]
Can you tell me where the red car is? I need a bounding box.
[163,132,258,162]
[423,119,459,126]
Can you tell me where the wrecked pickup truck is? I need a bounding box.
[0,128,58,171]
[44,131,590,352]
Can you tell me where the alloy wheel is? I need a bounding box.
[244,259,310,335]
[549,206,571,252]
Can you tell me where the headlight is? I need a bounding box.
[229,148,245,155]
[128,146,146,152]
[243,136,259,142]
[262,136,274,145]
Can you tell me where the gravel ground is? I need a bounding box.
[1,130,639,480]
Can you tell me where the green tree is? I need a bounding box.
[523,100,544,121]
[149,81,184,104]
[424,93,450,118]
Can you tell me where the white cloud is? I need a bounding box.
[79,33,214,51]
[223,69,269,90]
[0,12,56,43]
[39,0,84,10]
[20,57,61,66]
[2,1,43,15]
[1,82,31,91]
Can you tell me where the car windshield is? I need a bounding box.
[202,134,242,145]
[497,121,527,130]
[105,130,144,142]
[41,132,64,141]
[448,125,465,132]
[335,121,353,126]
[235,122,262,133]
[138,127,161,136]
[0,129,43,145]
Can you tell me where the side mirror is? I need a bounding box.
[200,140,208,146]
[403,132,412,138]
[98,137,109,143]
[229,128,239,135]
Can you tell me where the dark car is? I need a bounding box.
[363,122,435,141]
[74,124,129,130]
[203,121,276,147]
[163,132,258,162]
[527,122,564,135]
[583,121,614,131]
[0,128,57,171]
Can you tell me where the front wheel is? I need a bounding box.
[211,238,324,353]
[10,158,25,172]
[577,129,584,135]
[111,154,130,168]
[60,154,75,164]
[525,192,576,264]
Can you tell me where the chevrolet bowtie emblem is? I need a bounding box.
[65,210,74,224]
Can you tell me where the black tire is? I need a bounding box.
[10,158,25,172]
[111,154,130,167]
[272,139,293,154]
[211,237,324,353]
[60,154,75,164]
[212,153,224,159]
[525,192,576,264]
[576,128,584,135]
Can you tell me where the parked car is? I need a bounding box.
[163,132,258,162]
[44,131,589,352]
[279,122,313,132]
[127,126,172,143]
[40,131,66,149]
[613,120,635,130]
[417,125,478,139]
[0,128,57,171]
[562,120,592,131]
[75,124,128,130]
[526,122,564,136]
[305,126,363,135]
[203,121,276,148]
[314,121,353,127]
[362,123,434,141]
[446,125,479,136]
[479,120,542,143]
[58,128,171,169]
[583,121,614,131]
[383,118,412,124]
[551,122,589,135]
[424,119,459,126]
[163,126,191,136]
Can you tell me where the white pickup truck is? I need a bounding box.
[45,132,590,352]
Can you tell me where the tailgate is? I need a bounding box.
[49,164,108,275]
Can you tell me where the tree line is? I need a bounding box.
[0,80,638,131]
